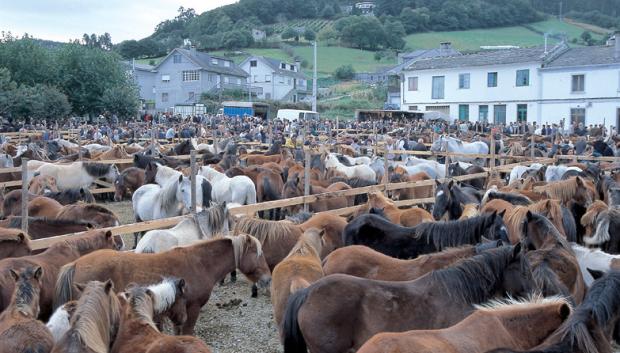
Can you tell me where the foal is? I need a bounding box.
[0,266,53,353]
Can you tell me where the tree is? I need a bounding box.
[337,16,386,50]
[320,5,335,19]
[580,31,594,45]
[318,27,338,45]
[303,28,316,41]
[221,30,250,49]
[383,20,406,49]
[334,64,355,80]
[281,27,298,41]
[0,36,57,86]
[400,7,431,33]
[101,84,140,118]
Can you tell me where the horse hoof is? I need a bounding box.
[251,284,258,298]
[230,273,237,283]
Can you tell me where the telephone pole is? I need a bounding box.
[312,41,317,112]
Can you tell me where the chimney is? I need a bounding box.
[294,60,301,72]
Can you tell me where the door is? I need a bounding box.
[493,104,506,124]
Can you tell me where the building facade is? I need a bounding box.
[238,56,309,102]
[399,38,620,129]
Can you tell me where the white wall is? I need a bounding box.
[239,57,301,101]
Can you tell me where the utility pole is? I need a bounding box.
[559,1,563,21]
[312,41,317,112]
[248,63,252,103]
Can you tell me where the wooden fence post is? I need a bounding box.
[150,127,157,155]
[383,148,389,194]
[304,148,310,212]
[77,130,83,161]
[190,150,197,214]
[443,140,449,178]
[21,159,28,233]
[490,134,496,171]
[530,132,535,160]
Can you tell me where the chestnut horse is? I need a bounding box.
[389,171,433,201]
[0,266,54,353]
[26,198,120,228]
[0,227,31,260]
[114,166,146,201]
[28,174,59,195]
[271,228,324,335]
[281,176,351,215]
[54,235,271,335]
[0,229,120,319]
[352,191,433,227]
[358,296,571,353]
[111,285,212,353]
[0,217,93,240]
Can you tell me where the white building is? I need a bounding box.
[399,37,620,129]
[355,1,376,15]
[239,56,309,102]
[251,29,266,41]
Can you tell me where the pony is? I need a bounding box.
[53,235,271,335]
[508,163,544,184]
[44,187,96,205]
[144,162,182,185]
[581,201,620,254]
[495,199,572,244]
[51,280,121,353]
[430,135,489,164]
[343,212,509,259]
[0,266,54,353]
[358,295,571,353]
[389,172,433,201]
[28,174,59,195]
[572,244,620,287]
[132,175,185,223]
[114,167,146,201]
[459,203,480,220]
[0,228,31,260]
[282,245,528,353]
[281,177,351,216]
[135,203,232,253]
[352,191,433,227]
[271,228,324,336]
[36,161,120,191]
[0,230,120,319]
[46,300,78,343]
[545,165,584,182]
[110,285,212,353]
[324,153,376,182]
[322,243,501,281]
[0,217,94,240]
[448,162,487,189]
[55,203,121,228]
[226,165,284,219]
[433,179,481,220]
[199,165,256,205]
[535,176,596,208]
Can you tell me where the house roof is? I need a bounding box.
[241,56,307,80]
[543,45,620,68]
[155,48,248,77]
[388,47,462,74]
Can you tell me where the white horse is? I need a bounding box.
[199,166,257,205]
[324,154,376,182]
[191,138,216,154]
[135,203,231,253]
[0,153,13,168]
[53,138,78,149]
[430,136,489,164]
[81,143,112,154]
[334,153,371,166]
[572,244,620,287]
[545,165,583,182]
[132,175,185,222]
[508,163,544,184]
[178,174,212,212]
[150,163,182,185]
[35,161,119,191]
[397,163,444,179]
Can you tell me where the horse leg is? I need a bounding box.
[181,304,201,335]
[251,283,258,298]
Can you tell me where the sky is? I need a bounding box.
[0,0,237,43]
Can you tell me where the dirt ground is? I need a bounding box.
[103,201,282,353]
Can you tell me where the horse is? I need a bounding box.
[581,201,620,253]
[389,172,433,201]
[0,229,120,320]
[55,203,120,228]
[459,203,480,220]
[144,162,182,185]
[322,243,502,281]
[0,266,54,353]
[448,162,487,190]
[572,244,620,287]
[53,235,271,335]
[358,295,571,353]
[28,174,59,195]
[35,161,120,191]
[508,163,544,184]
[352,191,433,227]
[114,167,146,201]
[135,203,232,253]
[433,179,482,220]
[430,135,489,164]
[282,245,528,353]
[169,139,194,156]
[281,176,350,216]
[110,285,212,353]
[94,145,133,170]
[44,187,96,205]
[343,212,509,259]
[271,228,324,336]
[0,228,31,260]
[545,165,583,182]
[46,300,77,343]
[199,165,256,205]
[324,153,376,182]
[535,176,596,208]
[0,217,94,240]
[226,165,284,219]
[51,280,121,353]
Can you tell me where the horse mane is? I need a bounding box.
[415,213,496,250]
[0,228,30,245]
[9,267,39,317]
[286,228,323,259]
[226,234,263,268]
[82,162,111,178]
[6,216,92,230]
[45,188,95,203]
[193,203,230,238]
[146,277,182,314]
[474,294,570,313]
[233,217,300,244]
[542,177,592,204]
[581,201,609,228]
[125,286,157,330]
[431,245,516,304]
[57,203,118,219]
[487,189,533,206]
[528,199,565,235]
[525,212,571,250]
[67,281,120,353]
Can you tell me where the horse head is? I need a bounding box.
[432,179,453,220]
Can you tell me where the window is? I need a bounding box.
[458,73,470,89]
[431,76,444,99]
[224,61,230,67]
[224,77,229,84]
[188,92,195,101]
[253,75,258,83]
[265,93,271,99]
[516,69,530,86]
[493,104,506,124]
[570,108,586,125]
[182,70,200,82]
[479,105,489,123]
[517,104,528,122]
[237,78,241,84]
[289,64,294,70]
[572,74,585,93]
[211,58,218,65]
[250,60,257,67]
[488,72,498,87]
[458,104,469,121]
[408,77,418,91]
[173,54,182,63]
[281,63,286,69]
[265,75,271,83]
[208,74,214,82]
[408,105,418,111]
[161,92,168,102]
[161,74,170,82]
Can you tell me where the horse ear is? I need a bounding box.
[587,268,605,281]
[105,230,113,239]
[575,176,583,186]
[33,266,43,280]
[9,269,19,281]
[176,278,186,294]
[17,232,25,242]
[178,174,183,183]
[104,279,114,293]
[559,303,571,320]
[435,179,441,187]
[79,187,85,195]
[75,282,86,292]
[526,210,533,221]
[512,242,522,257]
[447,180,454,189]
[498,209,506,218]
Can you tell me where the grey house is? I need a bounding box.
[129,47,248,112]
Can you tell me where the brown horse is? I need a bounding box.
[353,191,433,227]
[389,171,433,201]
[459,203,480,220]
[322,245,482,281]
[0,229,120,319]
[54,235,271,335]
[240,149,287,166]
[28,174,59,195]
[114,167,146,201]
[55,203,120,228]
[271,228,324,337]
[51,280,121,353]
[28,196,64,218]
[111,285,212,353]
[0,217,93,240]
[298,213,347,258]
[0,189,37,217]
[534,176,596,208]
[282,176,351,215]
[0,227,31,260]
[227,165,284,219]
[0,266,54,353]
[357,296,571,353]
[93,144,132,170]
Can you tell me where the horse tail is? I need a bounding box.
[561,206,577,243]
[54,262,76,310]
[262,176,280,202]
[245,183,257,205]
[201,179,213,207]
[282,287,310,353]
[584,211,610,245]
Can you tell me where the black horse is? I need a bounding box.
[342,211,509,259]
[432,179,482,220]
[447,162,486,190]
[169,139,193,155]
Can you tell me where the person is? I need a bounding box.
[165,126,175,141]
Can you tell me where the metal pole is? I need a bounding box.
[444,140,450,178]
[151,127,157,155]
[312,41,318,112]
[383,147,389,193]
[20,159,28,233]
[530,132,535,160]
[303,148,310,212]
[190,150,197,214]
[490,132,496,170]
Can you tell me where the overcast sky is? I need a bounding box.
[0,0,237,43]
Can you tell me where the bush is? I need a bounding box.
[334,64,355,80]
[281,27,298,41]
[303,28,316,41]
